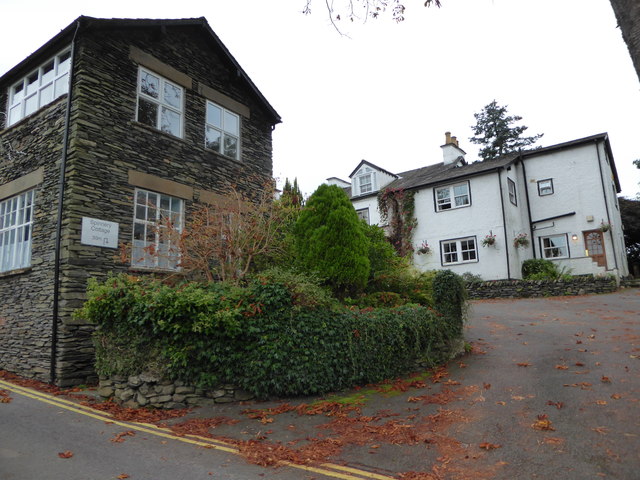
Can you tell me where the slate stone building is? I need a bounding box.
[0,17,280,386]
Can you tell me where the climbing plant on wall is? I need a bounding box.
[377,187,417,258]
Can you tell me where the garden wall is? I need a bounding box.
[466,276,617,299]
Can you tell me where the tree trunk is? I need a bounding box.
[609,0,640,83]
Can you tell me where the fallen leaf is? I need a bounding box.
[592,426,608,435]
[483,383,491,390]
[479,442,501,450]
[495,401,506,406]
[547,401,564,409]
[532,414,555,431]
[58,451,73,459]
[111,431,136,443]
[576,340,583,344]
[116,475,130,480]
[543,437,564,445]
[601,376,611,383]
[596,400,607,405]
[511,395,525,401]
[555,365,569,370]
[517,362,532,367]
[611,393,622,400]
[458,362,467,368]
[575,362,585,367]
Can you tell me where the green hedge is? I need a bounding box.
[78,272,465,399]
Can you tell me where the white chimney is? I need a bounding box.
[441,131,466,165]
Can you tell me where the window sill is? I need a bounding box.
[0,266,33,278]
[203,146,243,166]
[130,121,188,145]
[436,204,471,213]
[128,265,182,275]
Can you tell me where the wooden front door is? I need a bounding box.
[583,230,607,268]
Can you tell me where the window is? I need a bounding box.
[137,67,183,138]
[435,182,470,211]
[508,178,517,205]
[358,174,373,194]
[541,234,569,259]
[205,101,240,160]
[0,190,35,273]
[7,49,71,127]
[441,237,477,265]
[356,208,370,224]
[132,189,183,270]
[537,179,554,196]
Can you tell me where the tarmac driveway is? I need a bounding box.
[189,289,640,479]
[3,290,638,480]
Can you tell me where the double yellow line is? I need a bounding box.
[0,379,395,480]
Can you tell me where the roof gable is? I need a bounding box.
[0,16,281,124]
[348,160,398,179]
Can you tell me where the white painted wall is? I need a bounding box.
[411,173,510,280]
[524,141,628,277]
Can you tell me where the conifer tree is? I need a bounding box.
[469,100,543,161]
[294,184,370,294]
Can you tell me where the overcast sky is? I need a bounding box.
[1,0,639,197]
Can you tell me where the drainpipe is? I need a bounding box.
[497,169,511,279]
[594,139,619,272]
[51,19,81,385]
[519,153,536,259]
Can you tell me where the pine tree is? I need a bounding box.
[294,184,370,295]
[469,100,543,161]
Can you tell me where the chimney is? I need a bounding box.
[441,132,466,165]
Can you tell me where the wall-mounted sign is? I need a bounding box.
[81,217,119,249]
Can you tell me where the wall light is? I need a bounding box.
[571,234,578,242]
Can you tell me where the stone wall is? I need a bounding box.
[0,21,277,386]
[97,373,254,409]
[465,276,618,300]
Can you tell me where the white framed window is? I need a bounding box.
[0,190,35,273]
[358,173,373,194]
[508,178,517,205]
[205,101,240,160]
[435,182,470,211]
[441,237,477,265]
[356,208,370,224]
[136,67,183,138]
[132,189,184,270]
[541,234,569,259]
[7,49,71,127]
[538,179,554,196]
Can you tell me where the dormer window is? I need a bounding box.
[7,48,71,127]
[353,167,376,196]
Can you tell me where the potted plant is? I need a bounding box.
[513,233,530,248]
[599,220,612,232]
[482,233,496,247]
[416,241,431,255]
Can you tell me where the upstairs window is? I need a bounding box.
[435,182,470,211]
[356,208,370,224]
[132,189,183,270]
[205,101,240,160]
[508,178,517,205]
[0,190,35,272]
[7,49,71,127]
[538,179,554,196]
[136,67,183,138]
[353,167,376,196]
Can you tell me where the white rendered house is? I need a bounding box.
[327,133,628,280]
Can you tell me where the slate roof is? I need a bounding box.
[387,154,518,191]
[349,132,620,195]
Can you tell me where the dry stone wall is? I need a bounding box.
[465,276,617,299]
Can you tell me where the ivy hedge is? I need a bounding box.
[78,272,466,399]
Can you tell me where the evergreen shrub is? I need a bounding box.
[78,272,465,399]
